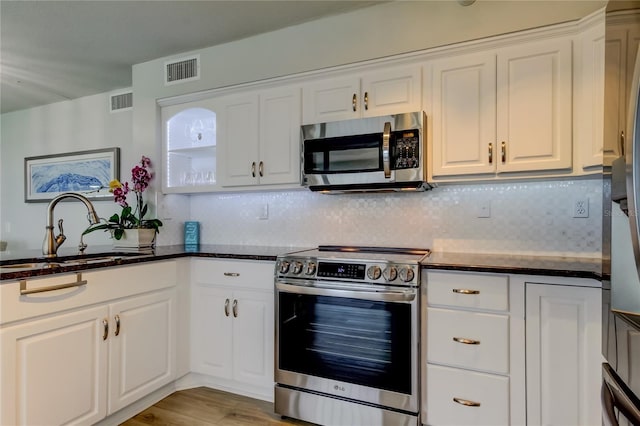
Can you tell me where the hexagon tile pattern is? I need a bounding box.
[159,177,603,258]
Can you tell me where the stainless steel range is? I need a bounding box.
[274,245,430,426]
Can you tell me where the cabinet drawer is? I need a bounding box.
[425,364,509,426]
[427,271,509,311]
[427,307,509,374]
[192,258,274,291]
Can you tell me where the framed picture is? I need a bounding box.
[24,148,120,202]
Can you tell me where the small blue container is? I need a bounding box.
[184,221,200,246]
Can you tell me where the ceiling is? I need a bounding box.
[0,0,384,114]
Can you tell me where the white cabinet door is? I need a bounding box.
[219,86,301,188]
[258,86,301,185]
[431,52,497,177]
[231,288,274,388]
[302,76,360,124]
[496,38,573,173]
[0,305,109,426]
[190,259,274,399]
[108,288,176,414]
[218,93,260,187]
[578,21,606,169]
[525,283,601,426]
[191,283,234,378]
[360,65,422,117]
[302,65,421,125]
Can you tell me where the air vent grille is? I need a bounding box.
[165,55,200,85]
[110,92,133,112]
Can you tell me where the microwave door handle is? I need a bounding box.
[383,121,391,178]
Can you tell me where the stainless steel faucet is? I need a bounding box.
[43,192,100,258]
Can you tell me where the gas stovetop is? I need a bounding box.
[275,245,431,287]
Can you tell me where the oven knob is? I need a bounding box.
[383,266,398,281]
[305,262,316,275]
[367,265,382,280]
[398,266,415,283]
[292,261,303,274]
[279,261,290,274]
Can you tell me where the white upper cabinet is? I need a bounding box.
[302,65,422,124]
[430,37,573,179]
[602,12,640,167]
[218,85,301,188]
[161,100,218,193]
[431,52,497,176]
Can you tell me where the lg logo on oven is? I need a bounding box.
[334,384,346,392]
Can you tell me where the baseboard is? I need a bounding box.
[94,382,177,426]
[175,372,274,402]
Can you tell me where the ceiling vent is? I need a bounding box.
[110,91,133,112]
[165,55,200,85]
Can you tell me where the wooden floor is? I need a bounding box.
[120,387,312,426]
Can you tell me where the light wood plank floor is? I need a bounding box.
[120,387,313,426]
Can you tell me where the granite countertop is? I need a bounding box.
[423,251,603,280]
[0,244,311,281]
[1,244,603,282]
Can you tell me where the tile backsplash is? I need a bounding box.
[158,178,603,258]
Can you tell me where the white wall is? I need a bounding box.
[0,92,135,250]
[0,1,605,255]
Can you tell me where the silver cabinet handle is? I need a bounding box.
[114,314,121,337]
[20,273,87,295]
[352,93,357,111]
[453,288,480,295]
[251,162,256,178]
[232,299,238,317]
[621,131,626,157]
[364,91,369,110]
[488,143,493,164]
[501,141,506,163]
[224,298,230,317]
[103,319,109,341]
[382,121,391,178]
[453,337,480,345]
[453,397,481,407]
[224,272,240,277]
[259,161,264,177]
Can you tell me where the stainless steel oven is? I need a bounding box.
[274,246,429,426]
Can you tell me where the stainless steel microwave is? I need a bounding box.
[301,111,431,193]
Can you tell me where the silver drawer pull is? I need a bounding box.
[453,337,480,345]
[452,288,480,295]
[20,273,87,295]
[453,397,481,407]
[224,272,240,277]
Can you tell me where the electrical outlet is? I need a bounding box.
[476,200,491,218]
[573,199,589,218]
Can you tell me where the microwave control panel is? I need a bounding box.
[393,130,420,169]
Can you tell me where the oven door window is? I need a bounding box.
[303,133,382,174]
[278,292,412,394]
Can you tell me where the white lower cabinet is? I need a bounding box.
[422,270,602,426]
[525,282,602,426]
[1,304,109,426]
[423,270,514,426]
[426,364,509,426]
[190,258,274,400]
[0,262,177,426]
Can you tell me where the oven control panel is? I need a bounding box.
[276,257,419,286]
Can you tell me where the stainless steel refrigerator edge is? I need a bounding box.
[603,3,640,425]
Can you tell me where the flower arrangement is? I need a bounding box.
[84,155,162,240]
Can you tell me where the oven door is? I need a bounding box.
[275,280,419,413]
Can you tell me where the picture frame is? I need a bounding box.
[24,148,120,202]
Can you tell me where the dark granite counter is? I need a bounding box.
[0,244,310,281]
[423,251,603,280]
[1,244,603,282]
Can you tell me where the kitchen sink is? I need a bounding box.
[0,262,63,270]
[0,252,150,273]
